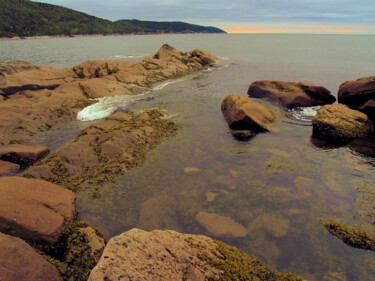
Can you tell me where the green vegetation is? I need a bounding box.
[0,0,226,38]
[33,221,106,281]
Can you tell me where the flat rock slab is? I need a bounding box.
[88,229,222,281]
[248,80,335,108]
[312,104,374,141]
[0,176,75,244]
[0,144,49,165]
[195,211,248,238]
[0,232,63,281]
[0,160,20,176]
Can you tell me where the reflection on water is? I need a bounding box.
[75,65,375,281]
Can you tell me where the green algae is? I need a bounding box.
[323,219,375,251]
[205,240,303,281]
[33,221,106,281]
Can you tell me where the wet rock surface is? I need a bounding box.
[248,80,335,108]
[0,176,75,244]
[23,109,177,192]
[88,229,303,281]
[312,104,374,141]
[221,94,276,138]
[0,232,63,281]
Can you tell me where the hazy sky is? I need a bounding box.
[40,0,375,33]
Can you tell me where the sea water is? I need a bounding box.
[2,34,375,280]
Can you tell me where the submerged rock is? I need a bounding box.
[312,104,374,141]
[88,229,303,281]
[0,232,63,281]
[0,143,49,165]
[338,76,375,123]
[221,94,276,138]
[195,211,248,238]
[0,159,20,175]
[0,176,75,244]
[248,80,335,108]
[323,218,375,251]
[183,166,201,175]
[247,213,290,238]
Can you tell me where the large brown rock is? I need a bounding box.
[312,104,374,141]
[195,211,248,238]
[89,229,302,281]
[0,177,75,244]
[338,76,375,123]
[88,229,221,281]
[248,80,335,108]
[0,143,49,165]
[0,232,63,281]
[221,94,276,136]
[0,160,20,175]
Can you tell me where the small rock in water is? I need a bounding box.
[229,170,240,178]
[184,167,201,175]
[293,177,314,190]
[205,191,217,202]
[266,148,291,158]
[195,211,247,238]
[247,213,289,238]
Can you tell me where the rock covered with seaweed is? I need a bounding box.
[88,229,303,281]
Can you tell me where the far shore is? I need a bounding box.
[0,31,227,41]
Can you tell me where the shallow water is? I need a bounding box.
[2,34,375,280]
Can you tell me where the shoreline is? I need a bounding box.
[0,31,227,41]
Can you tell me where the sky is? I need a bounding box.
[40,0,375,33]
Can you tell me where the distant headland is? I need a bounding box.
[0,0,226,39]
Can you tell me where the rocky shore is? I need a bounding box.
[0,45,307,280]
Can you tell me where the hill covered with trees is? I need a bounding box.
[0,0,226,38]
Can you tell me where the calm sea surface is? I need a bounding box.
[1,34,375,280]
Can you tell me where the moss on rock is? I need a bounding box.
[206,240,303,281]
[33,221,106,281]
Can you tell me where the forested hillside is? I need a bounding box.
[0,0,225,37]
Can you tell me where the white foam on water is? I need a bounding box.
[77,94,147,121]
[110,54,149,59]
[290,106,320,121]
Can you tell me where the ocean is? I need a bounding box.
[1,34,375,280]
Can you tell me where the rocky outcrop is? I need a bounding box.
[0,60,75,97]
[221,94,276,138]
[195,211,248,238]
[88,229,303,281]
[248,80,335,108]
[0,232,63,281]
[0,160,20,175]
[23,109,177,192]
[338,76,375,123]
[0,45,217,145]
[0,144,49,165]
[0,176,75,244]
[312,104,374,141]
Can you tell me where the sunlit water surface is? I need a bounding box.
[2,34,375,280]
